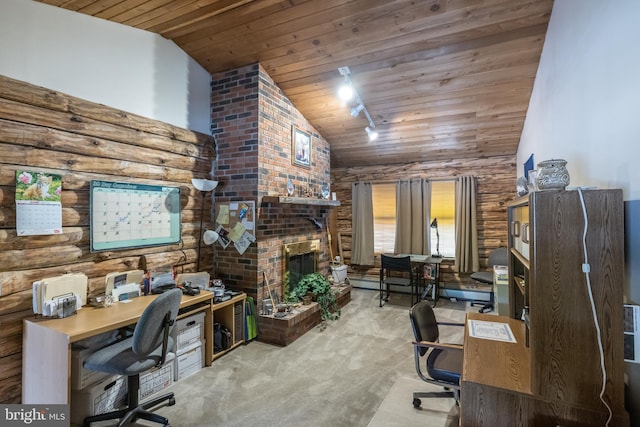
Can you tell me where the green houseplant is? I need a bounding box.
[293,272,340,321]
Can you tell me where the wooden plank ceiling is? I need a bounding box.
[36,0,554,168]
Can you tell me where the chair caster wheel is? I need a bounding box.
[413,398,422,408]
[168,397,176,406]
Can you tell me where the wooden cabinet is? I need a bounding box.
[462,189,627,426]
[510,189,626,424]
[212,293,246,360]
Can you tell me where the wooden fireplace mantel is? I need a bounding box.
[262,195,341,207]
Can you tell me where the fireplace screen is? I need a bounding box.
[284,240,320,293]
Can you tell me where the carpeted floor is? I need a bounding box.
[93,288,471,426]
[367,376,460,427]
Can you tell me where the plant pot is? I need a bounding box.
[302,295,312,305]
[307,291,318,302]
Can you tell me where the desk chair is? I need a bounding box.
[470,247,508,313]
[379,254,415,307]
[409,300,463,408]
[83,288,182,427]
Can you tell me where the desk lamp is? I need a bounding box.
[192,178,218,271]
[430,218,442,258]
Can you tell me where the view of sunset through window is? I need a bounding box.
[372,181,455,257]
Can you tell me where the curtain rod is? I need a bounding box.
[354,177,460,185]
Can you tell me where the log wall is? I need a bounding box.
[331,156,517,287]
[0,75,215,403]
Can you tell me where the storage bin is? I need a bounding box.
[174,344,203,381]
[330,264,348,284]
[70,331,120,390]
[139,356,174,402]
[70,375,127,424]
[172,311,205,354]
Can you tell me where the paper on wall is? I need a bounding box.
[216,205,230,224]
[228,222,246,242]
[234,230,256,255]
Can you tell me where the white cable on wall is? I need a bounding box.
[576,187,612,426]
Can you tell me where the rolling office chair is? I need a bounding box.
[470,247,508,313]
[82,288,182,427]
[409,300,463,408]
[379,254,415,307]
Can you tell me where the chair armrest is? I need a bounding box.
[437,321,465,327]
[413,340,463,352]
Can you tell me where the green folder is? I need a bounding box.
[245,296,258,340]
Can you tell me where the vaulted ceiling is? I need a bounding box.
[36,0,554,168]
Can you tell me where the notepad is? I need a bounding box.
[468,319,516,343]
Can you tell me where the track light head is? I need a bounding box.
[365,126,378,141]
[338,84,354,101]
[350,103,364,117]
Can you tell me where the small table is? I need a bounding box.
[398,254,443,306]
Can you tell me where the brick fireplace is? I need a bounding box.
[209,63,347,345]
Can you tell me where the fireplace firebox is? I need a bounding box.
[284,239,320,295]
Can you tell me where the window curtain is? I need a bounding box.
[351,182,375,265]
[454,176,479,273]
[394,179,431,255]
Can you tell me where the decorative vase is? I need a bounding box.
[535,159,570,190]
[287,178,295,196]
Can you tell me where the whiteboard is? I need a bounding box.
[90,180,181,252]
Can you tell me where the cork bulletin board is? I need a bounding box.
[214,200,256,254]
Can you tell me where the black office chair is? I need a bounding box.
[82,288,182,427]
[470,247,508,313]
[379,254,415,307]
[409,300,463,408]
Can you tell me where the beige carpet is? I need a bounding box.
[367,376,459,427]
[78,289,472,427]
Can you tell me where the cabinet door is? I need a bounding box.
[529,190,625,413]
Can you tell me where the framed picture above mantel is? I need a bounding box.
[292,125,311,168]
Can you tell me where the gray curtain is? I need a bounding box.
[394,179,431,255]
[454,176,479,273]
[351,182,375,265]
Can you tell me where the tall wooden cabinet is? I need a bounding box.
[505,189,626,425]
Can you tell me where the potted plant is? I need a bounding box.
[293,272,340,321]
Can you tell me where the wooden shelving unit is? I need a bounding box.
[212,293,246,361]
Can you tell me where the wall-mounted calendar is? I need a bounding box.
[15,170,63,236]
[90,180,181,252]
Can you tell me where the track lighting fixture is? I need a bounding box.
[338,66,378,141]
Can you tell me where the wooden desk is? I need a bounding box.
[22,291,214,404]
[462,313,530,390]
[397,254,442,305]
[461,313,628,426]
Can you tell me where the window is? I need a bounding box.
[431,180,455,257]
[372,181,456,257]
[372,183,396,254]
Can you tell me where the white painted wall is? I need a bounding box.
[519,1,640,421]
[518,0,640,201]
[0,0,211,133]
